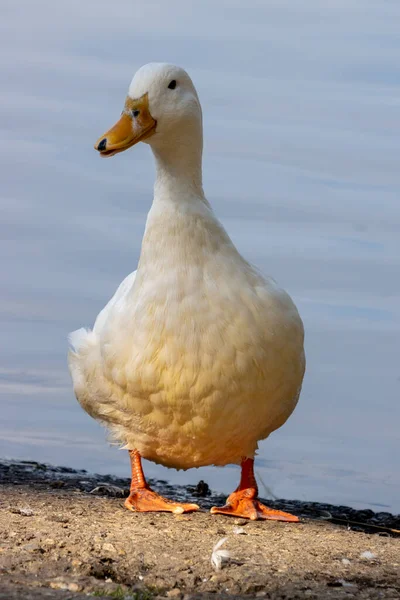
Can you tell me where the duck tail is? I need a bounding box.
[68,327,91,353]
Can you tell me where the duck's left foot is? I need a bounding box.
[210,488,298,521]
[210,457,299,522]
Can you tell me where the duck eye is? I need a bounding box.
[132,109,140,118]
[168,80,177,90]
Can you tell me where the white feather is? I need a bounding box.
[211,538,231,571]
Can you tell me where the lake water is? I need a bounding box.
[1,0,399,513]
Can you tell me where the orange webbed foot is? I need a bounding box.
[125,449,199,515]
[210,487,299,521]
[210,457,299,523]
[125,488,199,514]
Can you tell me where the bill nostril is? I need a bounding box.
[97,138,107,152]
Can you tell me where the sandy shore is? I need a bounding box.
[0,460,399,599]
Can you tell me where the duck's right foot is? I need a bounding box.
[125,489,199,514]
[125,448,199,514]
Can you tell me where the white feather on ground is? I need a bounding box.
[211,538,231,571]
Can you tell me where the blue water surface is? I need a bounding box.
[1,0,399,512]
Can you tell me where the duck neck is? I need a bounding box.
[150,126,209,207]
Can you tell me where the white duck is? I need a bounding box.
[68,63,305,521]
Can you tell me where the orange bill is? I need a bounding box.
[94,93,157,157]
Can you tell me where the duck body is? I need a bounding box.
[68,63,305,519]
[69,192,304,469]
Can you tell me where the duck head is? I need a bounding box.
[94,63,202,158]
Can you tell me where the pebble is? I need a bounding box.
[50,480,65,488]
[337,579,355,588]
[50,515,69,524]
[319,510,332,520]
[102,542,116,553]
[9,507,34,516]
[90,484,125,497]
[233,519,248,526]
[71,559,82,567]
[360,551,376,560]
[68,583,81,592]
[233,527,246,535]
[49,581,68,590]
[167,589,182,598]
[22,543,42,553]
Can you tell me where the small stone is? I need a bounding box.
[50,480,65,488]
[90,484,125,497]
[337,579,355,588]
[255,592,266,598]
[102,542,116,553]
[43,538,56,547]
[9,507,34,516]
[342,558,351,565]
[68,583,81,592]
[51,515,69,524]
[319,510,332,520]
[193,480,210,497]
[50,581,68,590]
[22,543,41,553]
[360,551,376,560]
[233,527,246,535]
[167,589,182,598]
[71,559,82,567]
[233,519,247,526]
